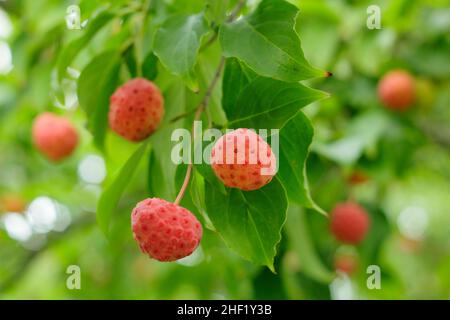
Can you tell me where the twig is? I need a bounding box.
[174,57,226,205]
[228,0,246,22]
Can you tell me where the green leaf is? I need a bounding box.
[285,204,334,283]
[57,10,114,81]
[97,141,149,236]
[77,51,121,150]
[219,0,324,82]
[205,0,229,26]
[226,76,327,130]
[277,112,324,214]
[205,178,287,271]
[153,13,209,91]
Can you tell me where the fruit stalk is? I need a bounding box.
[174,0,246,205]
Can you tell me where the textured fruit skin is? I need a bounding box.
[210,128,277,191]
[330,202,370,244]
[109,78,164,142]
[378,70,415,111]
[131,198,202,262]
[32,112,78,162]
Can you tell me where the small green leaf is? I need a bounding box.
[77,51,121,150]
[205,178,287,271]
[57,10,114,81]
[153,13,209,91]
[97,141,149,236]
[219,0,324,82]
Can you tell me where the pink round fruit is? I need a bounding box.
[330,202,370,245]
[109,78,164,142]
[378,70,415,111]
[210,128,277,191]
[131,198,202,262]
[32,112,78,162]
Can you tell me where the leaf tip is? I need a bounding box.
[267,263,277,274]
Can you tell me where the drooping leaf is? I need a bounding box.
[153,13,209,91]
[219,0,324,82]
[285,204,334,283]
[276,112,324,213]
[97,141,149,236]
[205,178,287,271]
[77,51,121,150]
[57,9,114,81]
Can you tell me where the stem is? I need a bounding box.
[200,0,246,52]
[174,0,246,205]
[228,0,246,22]
[174,57,226,205]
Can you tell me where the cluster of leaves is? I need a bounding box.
[69,0,329,271]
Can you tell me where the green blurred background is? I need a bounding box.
[0,0,449,299]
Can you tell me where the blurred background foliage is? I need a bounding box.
[0,0,449,299]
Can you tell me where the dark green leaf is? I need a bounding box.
[205,178,287,271]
